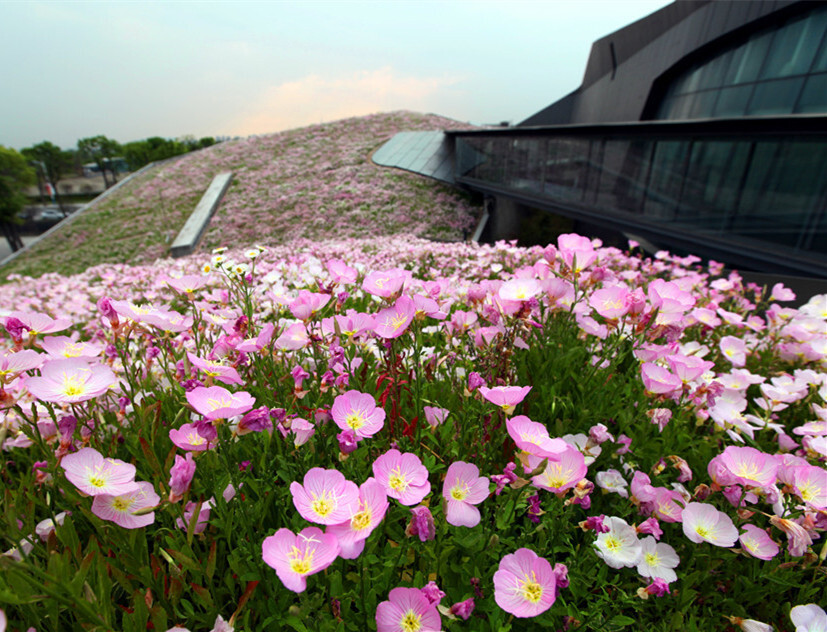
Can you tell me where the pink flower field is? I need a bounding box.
[0,114,825,631]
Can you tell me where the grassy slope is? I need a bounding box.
[2,111,479,280]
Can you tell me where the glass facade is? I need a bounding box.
[656,4,827,120]
[454,129,827,271]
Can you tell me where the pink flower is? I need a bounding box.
[168,453,196,502]
[720,336,747,367]
[6,311,72,337]
[290,468,360,525]
[590,285,630,319]
[0,349,42,380]
[499,278,541,302]
[442,461,490,527]
[376,587,441,632]
[790,604,827,631]
[326,478,389,559]
[506,415,568,458]
[291,418,316,447]
[39,336,104,360]
[91,481,160,529]
[449,598,475,620]
[372,449,431,505]
[420,581,445,605]
[493,548,562,618]
[640,362,682,396]
[169,423,216,451]
[362,269,408,298]
[186,352,243,385]
[274,322,309,350]
[26,358,116,404]
[289,290,330,320]
[326,259,357,284]
[423,406,449,428]
[176,499,212,534]
[531,446,587,494]
[478,385,531,415]
[739,524,780,561]
[262,527,340,593]
[792,464,827,509]
[331,390,385,439]
[769,515,813,557]
[681,502,738,547]
[186,386,255,420]
[719,446,778,488]
[374,296,415,339]
[61,447,139,496]
[407,506,435,541]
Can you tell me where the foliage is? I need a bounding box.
[121,137,217,171]
[77,135,123,188]
[0,146,36,223]
[0,235,824,632]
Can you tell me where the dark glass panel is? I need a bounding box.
[696,52,732,90]
[687,90,718,119]
[746,77,804,115]
[725,31,775,85]
[643,141,689,220]
[713,85,753,117]
[761,11,827,78]
[795,73,827,113]
[544,138,589,202]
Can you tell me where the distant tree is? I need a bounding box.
[197,137,216,150]
[0,145,36,253]
[21,141,73,215]
[78,135,122,188]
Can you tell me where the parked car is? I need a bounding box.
[35,207,66,222]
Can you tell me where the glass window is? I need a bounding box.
[795,72,827,113]
[747,77,805,115]
[687,90,719,118]
[643,141,689,220]
[725,31,775,85]
[713,85,753,117]
[762,10,827,79]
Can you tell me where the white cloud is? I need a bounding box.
[229,67,464,136]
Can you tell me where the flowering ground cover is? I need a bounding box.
[2,112,478,279]
[0,234,825,631]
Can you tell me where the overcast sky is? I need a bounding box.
[1,0,668,150]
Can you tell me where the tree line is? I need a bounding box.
[0,134,218,254]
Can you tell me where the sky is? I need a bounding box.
[1,0,668,151]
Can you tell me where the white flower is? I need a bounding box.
[594,516,642,569]
[790,603,827,632]
[636,536,679,583]
[595,469,629,498]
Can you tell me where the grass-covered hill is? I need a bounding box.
[3,111,480,279]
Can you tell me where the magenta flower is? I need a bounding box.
[331,390,385,439]
[290,468,360,525]
[681,502,738,547]
[374,296,415,339]
[26,358,116,404]
[493,548,562,618]
[186,385,255,420]
[91,481,160,529]
[169,423,216,452]
[362,269,408,298]
[739,524,780,561]
[442,461,490,527]
[423,406,449,428]
[372,449,431,505]
[168,453,196,502]
[531,445,587,493]
[61,447,139,496]
[449,598,475,620]
[478,385,531,415]
[376,587,441,632]
[326,478,389,559]
[407,505,435,541]
[262,527,340,593]
[506,415,568,458]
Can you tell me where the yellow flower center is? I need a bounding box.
[310,491,336,518]
[207,396,234,410]
[346,412,365,430]
[63,343,85,358]
[351,508,372,531]
[86,465,107,488]
[450,483,469,501]
[400,610,421,632]
[111,496,135,512]
[186,432,205,446]
[288,546,313,575]
[604,536,621,552]
[61,372,88,397]
[644,552,659,566]
[388,468,409,493]
[695,525,710,539]
[519,573,543,603]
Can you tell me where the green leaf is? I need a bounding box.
[608,615,637,627]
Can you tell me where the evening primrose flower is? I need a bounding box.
[506,415,568,458]
[493,548,566,618]
[594,517,643,569]
[479,385,531,416]
[262,527,340,593]
[374,296,415,339]
[531,445,587,494]
[739,524,780,561]
[790,604,827,632]
[442,461,490,527]
[61,447,139,496]
[636,536,679,583]
[681,502,738,547]
[186,385,255,420]
[375,587,441,632]
[91,481,160,529]
[719,446,779,488]
[331,390,385,440]
[290,468,360,525]
[25,358,116,404]
[372,449,431,506]
[326,478,389,559]
[169,423,216,452]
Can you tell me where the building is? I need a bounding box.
[376,0,827,279]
